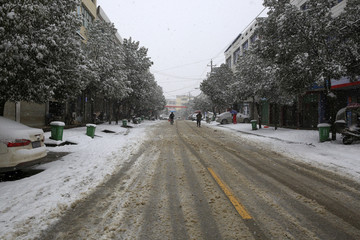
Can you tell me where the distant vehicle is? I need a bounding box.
[0,117,47,172]
[215,112,251,124]
[191,113,197,121]
[160,115,168,120]
[237,113,250,123]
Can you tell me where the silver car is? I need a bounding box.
[215,112,250,124]
[0,117,47,172]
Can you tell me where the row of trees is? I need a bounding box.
[0,0,166,119]
[199,0,359,131]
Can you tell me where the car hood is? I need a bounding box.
[0,117,44,141]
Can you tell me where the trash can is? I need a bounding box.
[318,123,331,142]
[50,121,65,141]
[122,119,128,127]
[251,120,257,130]
[86,124,96,138]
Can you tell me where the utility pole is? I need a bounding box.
[207,59,216,73]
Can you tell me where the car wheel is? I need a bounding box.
[221,119,228,124]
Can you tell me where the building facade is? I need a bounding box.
[224,0,358,129]
[224,18,262,71]
[224,19,262,120]
[3,0,125,127]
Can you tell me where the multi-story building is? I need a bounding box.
[224,19,262,119]
[290,0,359,127]
[77,0,97,40]
[3,0,124,127]
[97,6,123,44]
[224,0,358,128]
[176,95,194,108]
[224,18,262,71]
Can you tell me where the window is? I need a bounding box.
[233,48,240,64]
[242,40,249,54]
[250,34,257,44]
[226,57,231,68]
[300,3,308,11]
[81,5,94,29]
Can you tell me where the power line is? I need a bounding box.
[154,58,213,72]
[152,70,203,80]
[164,83,200,94]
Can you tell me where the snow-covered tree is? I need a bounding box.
[83,19,131,122]
[256,0,347,137]
[233,49,293,128]
[84,20,130,101]
[0,0,84,115]
[257,0,345,94]
[336,0,360,80]
[200,64,235,112]
[192,94,213,113]
[121,38,159,118]
[134,73,166,117]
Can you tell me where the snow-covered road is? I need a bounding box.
[1,120,359,239]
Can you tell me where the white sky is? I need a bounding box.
[97,0,266,99]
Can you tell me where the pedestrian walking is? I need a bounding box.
[230,109,237,124]
[196,112,202,127]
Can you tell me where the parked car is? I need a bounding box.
[237,113,250,123]
[0,117,47,172]
[215,112,251,124]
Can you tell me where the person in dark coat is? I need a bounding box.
[196,112,202,127]
[169,112,175,125]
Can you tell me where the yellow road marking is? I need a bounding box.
[208,168,252,219]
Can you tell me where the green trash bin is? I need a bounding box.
[318,123,331,142]
[50,121,65,141]
[86,124,96,138]
[251,120,257,130]
[122,119,128,127]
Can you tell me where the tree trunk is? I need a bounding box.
[108,99,112,124]
[212,106,216,119]
[251,96,255,120]
[325,77,337,141]
[274,103,278,130]
[255,102,262,129]
[0,99,6,116]
[296,95,302,129]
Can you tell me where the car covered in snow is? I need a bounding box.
[215,112,251,124]
[0,117,47,172]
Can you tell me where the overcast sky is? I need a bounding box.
[97,0,266,99]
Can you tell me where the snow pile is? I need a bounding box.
[0,121,158,240]
[208,122,360,182]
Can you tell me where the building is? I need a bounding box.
[176,95,194,108]
[3,0,121,127]
[224,0,358,129]
[290,0,360,127]
[224,18,262,71]
[97,6,123,44]
[77,0,98,41]
[224,18,262,119]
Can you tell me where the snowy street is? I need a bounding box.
[1,120,360,239]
